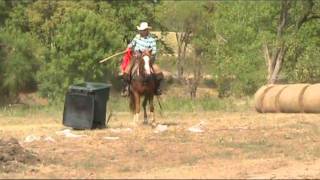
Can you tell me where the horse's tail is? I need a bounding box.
[129,91,135,113]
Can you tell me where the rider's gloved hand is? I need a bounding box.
[126,47,131,52]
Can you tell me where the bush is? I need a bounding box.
[37,8,122,101]
[0,28,45,102]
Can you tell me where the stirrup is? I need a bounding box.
[121,82,129,97]
[121,89,129,97]
[155,89,162,96]
[121,72,130,97]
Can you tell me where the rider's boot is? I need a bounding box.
[155,72,164,96]
[121,73,129,97]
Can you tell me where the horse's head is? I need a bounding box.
[139,50,152,76]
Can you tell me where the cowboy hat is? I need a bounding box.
[137,22,152,31]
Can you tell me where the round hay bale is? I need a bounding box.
[262,85,288,113]
[278,84,310,113]
[254,84,274,113]
[302,84,320,113]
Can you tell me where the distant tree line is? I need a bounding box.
[0,0,319,103]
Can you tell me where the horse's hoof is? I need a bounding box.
[121,91,129,97]
[129,121,138,127]
[151,122,157,128]
[149,113,155,123]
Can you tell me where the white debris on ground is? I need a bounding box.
[24,135,41,143]
[103,136,120,140]
[153,124,168,133]
[109,128,133,133]
[188,121,206,133]
[24,135,56,143]
[43,136,56,142]
[56,129,87,138]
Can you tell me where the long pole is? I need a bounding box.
[99,50,127,64]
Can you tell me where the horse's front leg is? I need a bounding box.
[149,95,156,127]
[133,92,140,124]
[143,96,148,125]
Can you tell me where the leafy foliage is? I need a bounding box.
[0,28,45,100]
[191,1,320,97]
[36,7,122,100]
[192,2,268,97]
[0,0,319,103]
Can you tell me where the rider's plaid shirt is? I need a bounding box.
[128,34,157,55]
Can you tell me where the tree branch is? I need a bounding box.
[277,0,290,38]
[269,43,288,84]
[308,14,320,20]
[297,0,313,30]
[263,44,271,67]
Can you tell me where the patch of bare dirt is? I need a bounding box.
[1,112,320,178]
[0,137,40,173]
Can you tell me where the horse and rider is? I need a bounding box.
[121,22,163,97]
[119,22,164,125]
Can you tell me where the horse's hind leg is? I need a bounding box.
[143,96,148,125]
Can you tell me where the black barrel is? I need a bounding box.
[63,82,111,129]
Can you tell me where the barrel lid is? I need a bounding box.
[69,82,112,92]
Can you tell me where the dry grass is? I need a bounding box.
[1,110,320,179]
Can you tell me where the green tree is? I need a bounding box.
[280,0,320,83]
[109,0,161,44]
[0,0,32,25]
[196,1,267,97]
[0,29,45,101]
[37,7,122,100]
[262,0,320,84]
[156,1,204,80]
[193,1,319,97]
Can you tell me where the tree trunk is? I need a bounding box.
[176,32,184,80]
[263,0,320,84]
[263,0,290,84]
[264,43,288,84]
[189,50,202,99]
[176,31,191,80]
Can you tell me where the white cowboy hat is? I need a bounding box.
[137,22,152,31]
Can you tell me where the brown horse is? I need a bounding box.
[128,50,157,126]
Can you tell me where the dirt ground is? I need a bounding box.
[0,111,320,179]
[0,138,40,173]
